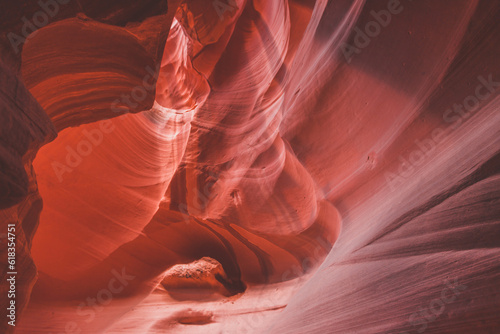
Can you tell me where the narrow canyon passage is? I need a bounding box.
[0,0,499,333]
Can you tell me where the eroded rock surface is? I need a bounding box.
[0,0,498,333]
[160,257,245,297]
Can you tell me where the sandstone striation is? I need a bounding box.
[0,0,498,333]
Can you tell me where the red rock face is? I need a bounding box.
[0,0,499,333]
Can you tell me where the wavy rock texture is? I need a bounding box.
[0,0,498,333]
[0,0,172,72]
[0,60,56,334]
[0,2,174,333]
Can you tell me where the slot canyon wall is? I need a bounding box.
[0,0,499,333]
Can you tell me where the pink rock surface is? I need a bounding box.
[0,0,498,333]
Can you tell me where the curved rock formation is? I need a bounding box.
[0,0,498,333]
[0,60,56,334]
